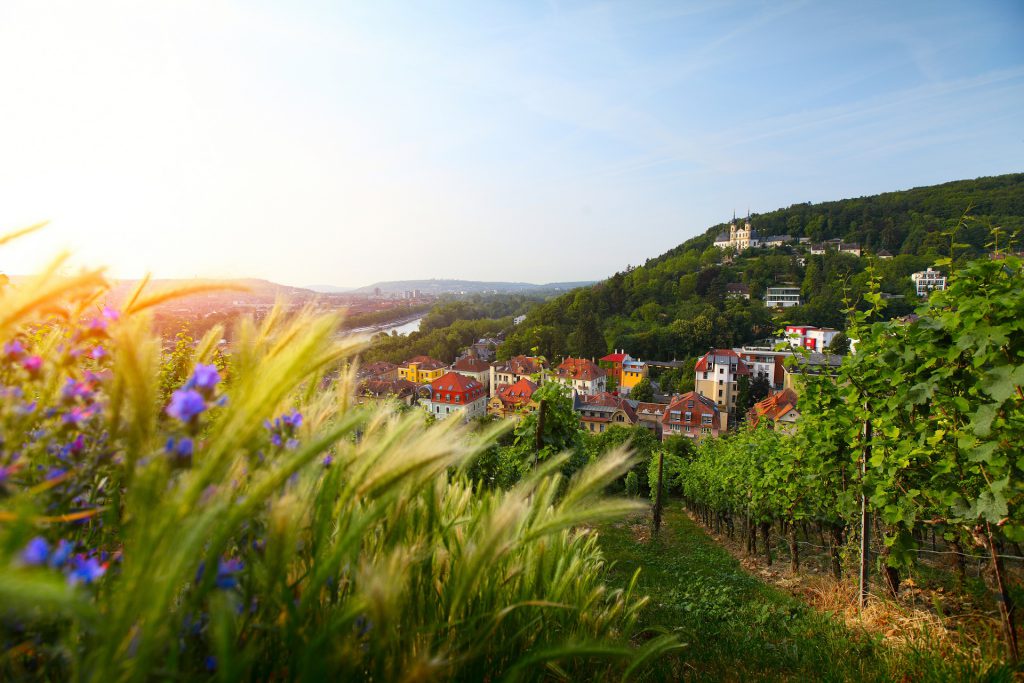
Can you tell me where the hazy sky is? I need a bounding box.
[1,1,1021,287]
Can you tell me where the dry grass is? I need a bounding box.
[686,510,1014,668]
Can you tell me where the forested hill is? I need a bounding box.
[500,173,1024,366]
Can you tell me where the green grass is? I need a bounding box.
[595,502,1014,682]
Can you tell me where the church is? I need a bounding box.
[713,213,760,251]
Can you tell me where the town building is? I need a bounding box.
[875,249,893,260]
[357,360,398,382]
[487,378,538,419]
[782,353,844,392]
[713,214,761,251]
[764,286,802,308]
[574,392,637,433]
[554,357,607,396]
[748,387,800,433]
[911,268,946,297]
[357,379,419,406]
[468,338,500,361]
[736,345,793,390]
[451,356,491,393]
[662,391,723,440]
[422,371,488,420]
[598,350,627,386]
[490,355,547,397]
[762,235,793,248]
[694,349,751,427]
[397,355,448,384]
[619,357,648,396]
[784,325,842,352]
[725,283,750,300]
[631,401,668,437]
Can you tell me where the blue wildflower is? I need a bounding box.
[185,364,220,396]
[166,390,206,422]
[67,555,106,585]
[49,540,73,569]
[21,537,49,566]
[322,454,333,467]
[215,558,244,590]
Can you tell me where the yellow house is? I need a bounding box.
[619,357,648,394]
[397,355,448,384]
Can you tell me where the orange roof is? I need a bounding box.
[749,388,799,427]
[496,378,538,407]
[493,355,546,375]
[359,379,417,398]
[600,352,626,362]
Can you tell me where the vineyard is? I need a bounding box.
[662,252,1024,664]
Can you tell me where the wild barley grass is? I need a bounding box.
[0,239,678,681]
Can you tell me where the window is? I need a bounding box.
[686,401,693,408]
[455,395,461,403]
[685,426,691,433]
[718,390,723,397]
[684,411,692,422]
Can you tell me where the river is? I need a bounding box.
[348,315,423,341]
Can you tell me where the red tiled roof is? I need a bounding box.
[359,379,417,398]
[493,355,546,375]
[577,391,637,422]
[452,356,489,373]
[556,357,607,382]
[430,371,482,393]
[496,378,537,407]
[600,352,626,362]
[662,391,720,425]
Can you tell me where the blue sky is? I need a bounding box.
[0,0,1021,287]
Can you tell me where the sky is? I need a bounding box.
[0,0,1021,288]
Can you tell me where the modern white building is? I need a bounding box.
[911,268,946,297]
[764,286,802,308]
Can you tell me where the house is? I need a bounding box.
[468,338,500,361]
[748,387,800,433]
[598,351,628,385]
[574,392,637,433]
[357,360,398,382]
[422,371,488,420]
[631,401,668,437]
[487,378,538,418]
[553,357,607,396]
[490,355,546,397]
[662,391,723,440]
[782,353,844,392]
[619,357,648,396]
[357,379,419,406]
[713,214,761,251]
[725,283,750,300]
[839,243,862,257]
[764,286,802,308]
[451,356,491,393]
[911,268,946,297]
[875,249,893,260]
[736,345,793,390]
[397,355,448,384]
[784,325,842,352]
[762,235,792,248]
[694,349,751,428]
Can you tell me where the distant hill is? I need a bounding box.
[501,173,1024,371]
[304,284,355,294]
[352,279,597,295]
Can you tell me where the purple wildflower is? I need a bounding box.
[62,379,95,404]
[62,405,97,427]
[185,364,220,395]
[67,555,106,585]
[21,537,50,566]
[22,355,42,375]
[285,438,299,450]
[281,411,302,429]
[69,433,86,455]
[322,454,333,467]
[166,390,206,423]
[90,346,106,361]
[4,340,25,360]
[102,306,120,321]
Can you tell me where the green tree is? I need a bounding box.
[629,377,654,402]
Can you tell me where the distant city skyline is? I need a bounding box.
[0,1,1021,288]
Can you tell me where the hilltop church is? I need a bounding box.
[713,214,761,251]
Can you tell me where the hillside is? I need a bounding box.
[501,173,1024,371]
[352,279,596,295]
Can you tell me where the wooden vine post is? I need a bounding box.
[653,450,664,533]
[858,417,872,610]
[532,398,547,464]
[986,522,1019,662]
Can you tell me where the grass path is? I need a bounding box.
[595,502,1011,682]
